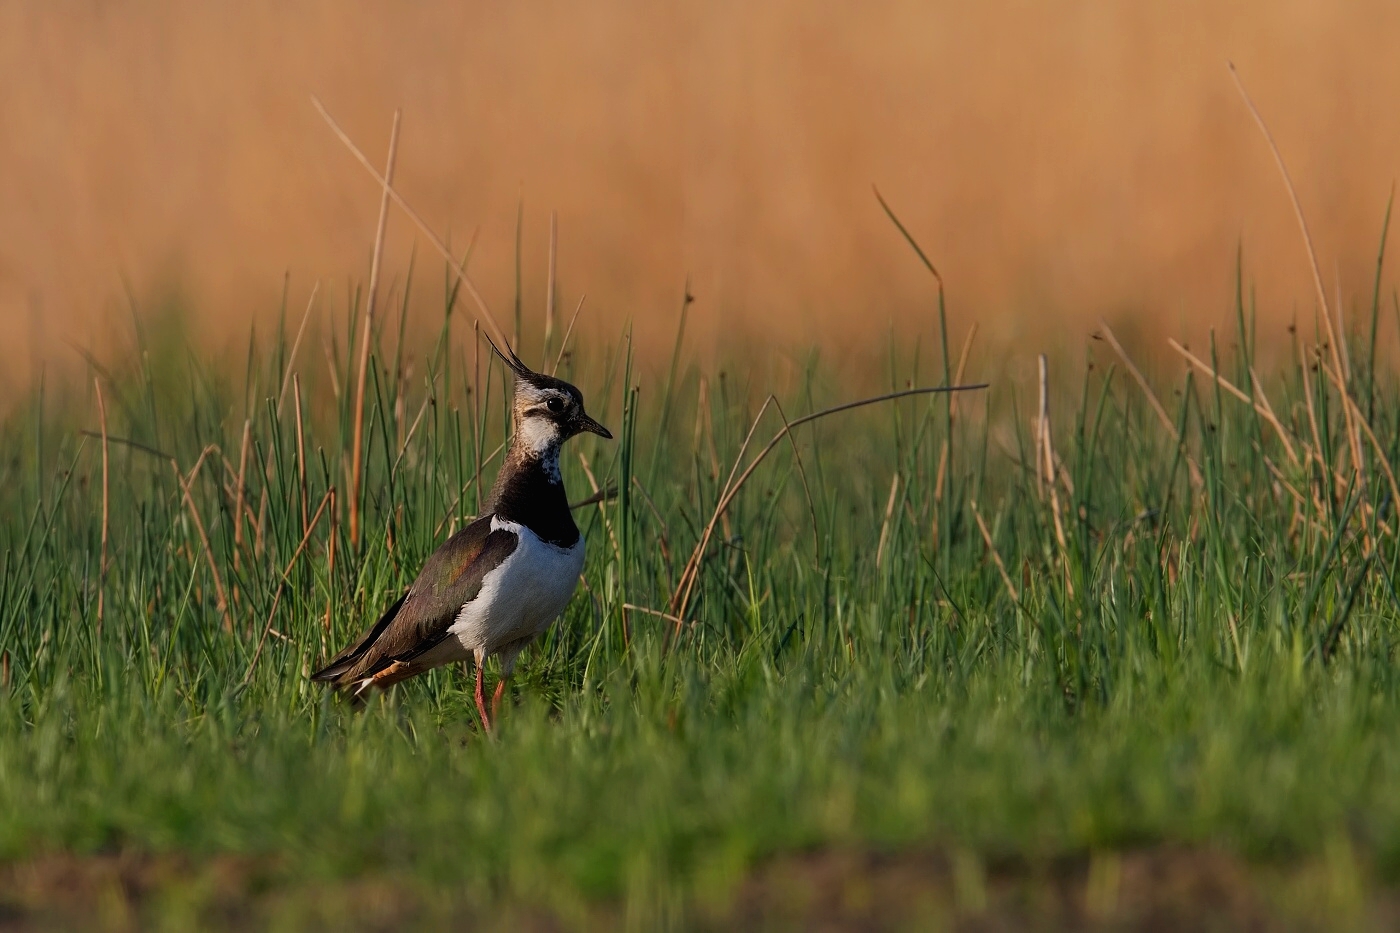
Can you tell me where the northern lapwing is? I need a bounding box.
[311,339,612,732]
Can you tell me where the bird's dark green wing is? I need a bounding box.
[310,514,518,684]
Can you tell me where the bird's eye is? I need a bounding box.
[546,396,566,414]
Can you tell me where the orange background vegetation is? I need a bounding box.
[2,1,1399,391]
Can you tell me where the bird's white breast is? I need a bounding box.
[449,517,585,655]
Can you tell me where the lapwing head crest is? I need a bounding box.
[486,334,613,448]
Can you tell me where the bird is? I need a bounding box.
[311,338,612,732]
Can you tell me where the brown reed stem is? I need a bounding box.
[312,96,511,350]
[94,378,109,635]
[971,500,1019,604]
[1098,321,1204,488]
[171,449,230,632]
[670,383,988,624]
[241,489,335,687]
[349,109,400,548]
[232,419,251,571]
[294,373,310,538]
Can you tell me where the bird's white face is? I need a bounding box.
[509,371,612,471]
[513,383,580,481]
[516,405,565,457]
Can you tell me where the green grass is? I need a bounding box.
[3,269,1400,929]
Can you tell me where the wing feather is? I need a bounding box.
[310,514,519,686]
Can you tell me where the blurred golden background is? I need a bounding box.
[3,1,1399,392]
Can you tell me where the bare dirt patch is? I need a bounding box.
[2,846,1393,931]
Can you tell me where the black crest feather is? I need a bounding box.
[482,332,534,380]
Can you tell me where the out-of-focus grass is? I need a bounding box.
[3,256,1400,930]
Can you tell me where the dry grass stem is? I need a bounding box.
[971,500,1019,604]
[294,374,310,537]
[1319,358,1400,522]
[430,440,506,539]
[94,378,109,634]
[577,450,621,562]
[1038,356,1071,555]
[349,109,400,548]
[551,295,587,376]
[311,96,510,350]
[171,448,231,633]
[232,419,251,571]
[875,473,901,570]
[1167,339,1300,469]
[671,383,988,620]
[545,211,558,359]
[321,331,342,400]
[934,323,980,513]
[1230,63,1365,493]
[1098,321,1204,487]
[277,282,320,416]
[772,397,822,555]
[241,489,335,687]
[1298,340,1328,483]
[623,603,693,632]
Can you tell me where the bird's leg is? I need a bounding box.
[491,647,524,725]
[491,674,510,724]
[474,661,493,735]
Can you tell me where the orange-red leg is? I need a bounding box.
[491,675,510,724]
[474,663,493,734]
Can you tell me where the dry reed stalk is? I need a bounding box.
[1039,356,1074,595]
[1336,276,1353,381]
[545,211,558,359]
[1298,339,1328,485]
[325,488,337,635]
[1250,369,1298,465]
[1319,357,1400,520]
[473,320,483,514]
[772,397,822,554]
[1167,339,1301,469]
[875,473,901,570]
[551,295,587,375]
[1098,321,1204,487]
[255,486,267,558]
[1035,359,1047,500]
[670,395,777,620]
[631,476,674,571]
[312,97,511,350]
[970,500,1019,604]
[570,486,618,510]
[670,384,987,623]
[933,323,979,511]
[430,440,507,538]
[276,282,320,415]
[577,450,621,562]
[389,389,433,480]
[321,331,342,400]
[240,489,335,687]
[1262,455,1308,508]
[950,323,979,416]
[1038,356,1071,581]
[294,374,310,537]
[232,419,251,571]
[349,109,401,548]
[623,603,692,632]
[94,377,109,635]
[699,377,721,483]
[171,448,231,632]
[1230,63,1366,494]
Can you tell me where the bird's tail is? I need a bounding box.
[310,592,409,684]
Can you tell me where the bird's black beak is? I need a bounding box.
[577,413,613,440]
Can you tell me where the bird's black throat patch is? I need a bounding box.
[485,450,580,548]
